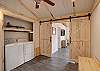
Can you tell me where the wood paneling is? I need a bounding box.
[0,11,4,71]
[40,22,52,57]
[70,17,90,62]
[33,21,40,57]
[34,47,41,57]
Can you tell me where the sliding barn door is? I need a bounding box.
[40,22,52,57]
[69,17,90,61]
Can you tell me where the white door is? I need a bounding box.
[5,43,19,71]
[24,42,33,62]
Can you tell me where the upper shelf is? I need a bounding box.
[3,27,33,33]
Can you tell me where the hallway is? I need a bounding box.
[52,48,69,60]
[11,55,78,71]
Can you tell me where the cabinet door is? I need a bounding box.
[24,42,33,62]
[5,43,19,71]
[17,43,24,66]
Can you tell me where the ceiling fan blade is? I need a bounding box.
[43,0,55,6]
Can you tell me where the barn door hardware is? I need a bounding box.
[50,36,52,42]
[72,1,75,7]
[82,41,83,46]
[70,37,72,44]
[69,16,71,22]
[88,13,91,20]
[40,13,91,23]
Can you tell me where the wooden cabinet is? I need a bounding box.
[70,18,90,61]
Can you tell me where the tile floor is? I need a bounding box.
[52,48,69,60]
[11,55,78,71]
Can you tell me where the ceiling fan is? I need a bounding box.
[34,0,55,9]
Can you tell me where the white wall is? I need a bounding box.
[57,23,69,48]
[91,3,100,60]
[52,23,59,54]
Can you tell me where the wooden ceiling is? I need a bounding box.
[0,0,95,20]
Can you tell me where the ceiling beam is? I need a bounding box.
[18,0,39,19]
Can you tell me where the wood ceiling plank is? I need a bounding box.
[91,0,100,13]
[0,0,94,20]
[0,3,34,22]
[61,0,68,16]
[43,3,55,19]
[18,0,39,20]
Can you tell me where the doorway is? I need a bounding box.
[51,22,70,60]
